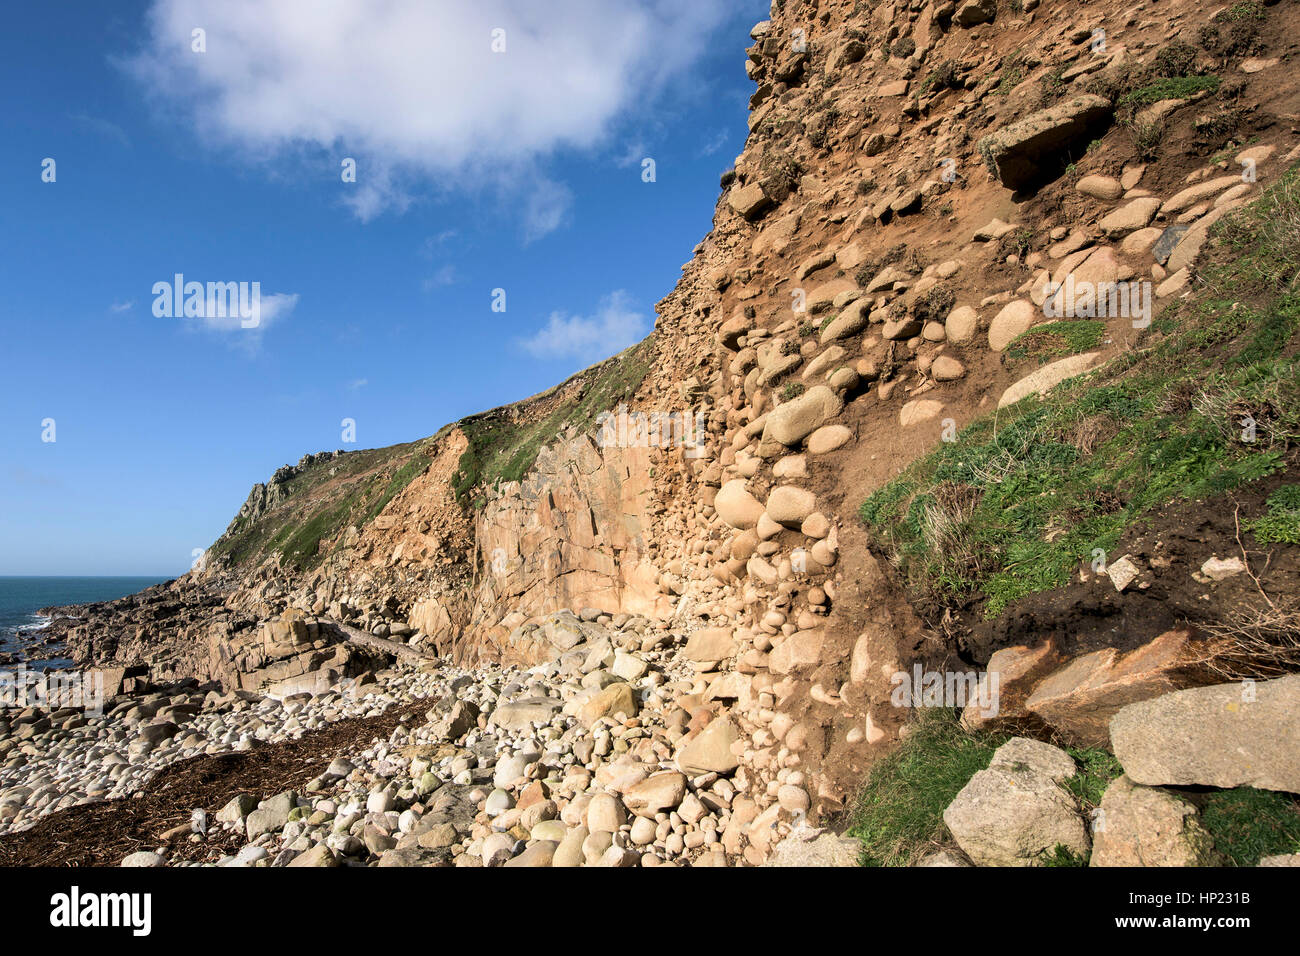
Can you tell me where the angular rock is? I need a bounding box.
[676,717,741,775]
[1024,630,1192,747]
[978,95,1112,191]
[1110,674,1300,793]
[943,739,1088,866]
[492,697,562,732]
[1090,775,1216,867]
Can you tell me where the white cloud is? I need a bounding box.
[109,299,135,313]
[129,0,733,232]
[347,377,368,391]
[522,179,573,244]
[197,290,299,333]
[699,128,730,157]
[421,265,458,290]
[71,113,131,147]
[518,290,648,363]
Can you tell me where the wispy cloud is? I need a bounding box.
[421,265,458,290]
[191,291,300,334]
[615,141,647,168]
[109,300,135,313]
[8,466,63,490]
[70,112,130,147]
[698,128,729,157]
[517,290,648,362]
[419,231,458,258]
[522,179,573,244]
[346,377,368,392]
[127,0,734,236]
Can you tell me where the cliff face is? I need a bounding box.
[62,0,1300,814]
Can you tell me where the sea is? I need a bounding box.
[0,576,168,670]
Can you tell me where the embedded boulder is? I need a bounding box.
[977,95,1113,191]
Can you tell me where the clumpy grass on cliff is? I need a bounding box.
[211,440,429,570]
[860,164,1300,620]
[451,337,654,507]
[1004,320,1107,365]
[848,709,1005,866]
[1198,787,1300,866]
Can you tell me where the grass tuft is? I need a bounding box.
[1200,787,1300,866]
[859,164,1300,620]
[848,709,1005,866]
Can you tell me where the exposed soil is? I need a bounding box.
[964,467,1300,665]
[0,700,426,868]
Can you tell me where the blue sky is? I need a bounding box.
[0,0,766,576]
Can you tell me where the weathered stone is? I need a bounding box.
[246,791,296,841]
[769,629,824,675]
[579,682,639,726]
[1090,776,1216,867]
[1110,674,1300,793]
[716,479,766,530]
[806,424,851,454]
[492,697,562,731]
[683,627,737,662]
[1098,197,1161,237]
[943,739,1088,866]
[978,95,1113,191]
[623,772,687,818]
[764,831,861,866]
[999,352,1100,408]
[729,182,772,221]
[988,299,1037,352]
[676,717,741,775]
[761,386,844,449]
[766,486,817,526]
[1024,630,1192,746]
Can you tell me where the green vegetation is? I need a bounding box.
[1062,747,1124,813]
[1039,844,1088,867]
[1245,484,1300,544]
[1005,320,1107,365]
[995,54,1026,96]
[848,709,1006,866]
[451,338,655,506]
[1118,74,1222,111]
[781,381,806,401]
[1214,1,1265,23]
[1200,787,1300,866]
[210,440,429,569]
[859,164,1300,619]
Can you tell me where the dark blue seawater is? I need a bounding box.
[0,576,168,668]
